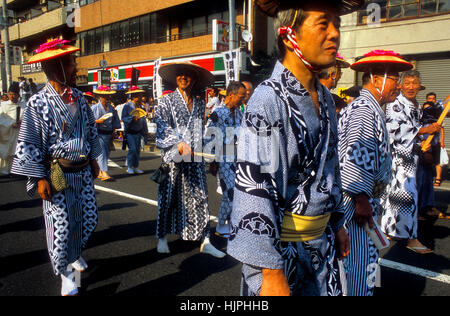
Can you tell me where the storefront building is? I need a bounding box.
[1,0,76,91]
[74,0,267,94]
[336,0,450,146]
[338,0,450,104]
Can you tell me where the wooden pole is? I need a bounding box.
[422,99,450,151]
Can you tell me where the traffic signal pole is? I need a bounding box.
[228,0,235,50]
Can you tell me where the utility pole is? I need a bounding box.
[1,0,11,90]
[228,0,235,50]
[248,0,252,53]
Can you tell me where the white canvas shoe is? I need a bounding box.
[157,237,170,253]
[71,257,88,272]
[127,167,135,174]
[134,168,144,174]
[61,266,78,296]
[200,238,226,258]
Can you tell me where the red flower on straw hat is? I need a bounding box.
[34,39,71,54]
[364,50,402,57]
[97,85,111,91]
[129,86,140,91]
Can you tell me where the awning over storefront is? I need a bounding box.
[87,52,228,85]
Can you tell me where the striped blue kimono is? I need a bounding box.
[338,89,392,296]
[11,83,101,275]
[204,102,243,226]
[91,102,121,172]
[227,62,346,296]
[121,101,148,169]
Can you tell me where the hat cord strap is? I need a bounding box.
[278,26,318,72]
[54,59,68,87]
[370,72,387,99]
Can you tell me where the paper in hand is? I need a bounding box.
[99,112,113,120]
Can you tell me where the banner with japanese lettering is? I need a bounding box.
[222,48,240,87]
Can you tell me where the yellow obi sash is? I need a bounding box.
[280,212,331,242]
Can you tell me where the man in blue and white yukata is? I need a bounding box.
[204,81,246,237]
[381,70,442,254]
[121,86,148,174]
[91,86,121,181]
[11,39,101,296]
[338,50,413,296]
[155,62,225,258]
[227,0,363,296]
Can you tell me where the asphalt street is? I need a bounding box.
[1,147,449,296]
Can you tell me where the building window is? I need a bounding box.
[151,12,170,43]
[129,17,140,47]
[110,23,120,51]
[193,16,208,36]
[94,28,103,54]
[79,32,86,56]
[103,25,110,52]
[140,14,150,45]
[79,0,99,6]
[180,18,193,39]
[86,29,95,55]
[120,21,129,49]
[358,0,450,24]
[438,0,450,12]
[388,0,418,19]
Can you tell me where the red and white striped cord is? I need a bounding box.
[278,26,319,72]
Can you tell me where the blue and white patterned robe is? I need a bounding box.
[91,102,121,172]
[155,89,210,241]
[381,93,422,240]
[227,62,346,296]
[121,101,148,169]
[338,89,392,296]
[204,102,243,226]
[11,82,101,275]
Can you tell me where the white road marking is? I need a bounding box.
[379,258,450,284]
[107,159,122,169]
[95,185,450,283]
[433,186,450,192]
[95,185,158,206]
[94,185,218,222]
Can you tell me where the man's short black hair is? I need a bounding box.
[426,92,436,98]
[317,67,336,80]
[41,55,73,81]
[362,72,371,85]
[226,81,245,96]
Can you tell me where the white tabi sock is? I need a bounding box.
[61,265,78,296]
[71,256,88,272]
[200,237,226,258]
[157,237,170,253]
